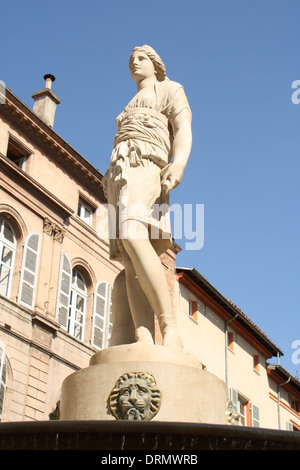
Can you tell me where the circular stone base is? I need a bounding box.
[60,344,228,424]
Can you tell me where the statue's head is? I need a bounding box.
[129,45,166,82]
[109,372,161,421]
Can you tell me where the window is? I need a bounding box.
[290,397,300,413]
[227,331,234,352]
[6,135,31,171]
[230,388,260,427]
[18,233,40,309]
[92,281,112,349]
[189,300,198,321]
[287,421,300,432]
[77,200,94,226]
[56,253,87,342]
[231,389,250,425]
[238,399,249,426]
[0,217,16,298]
[287,421,294,431]
[0,347,6,421]
[253,354,260,374]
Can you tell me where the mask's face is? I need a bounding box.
[118,378,151,419]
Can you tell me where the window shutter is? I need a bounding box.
[0,348,7,421]
[56,252,71,329]
[92,282,113,349]
[189,300,198,321]
[19,233,40,309]
[286,421,293,431]
[106,285,113,347]
[251,403,260,427]
[92,281,108,349]
[227,332,234,352]
[230,388,239,414]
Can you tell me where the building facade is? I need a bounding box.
[0,78,299,430]
[176,267,300,431]
[0,78,121,421]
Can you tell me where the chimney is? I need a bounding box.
[32,74,61,127]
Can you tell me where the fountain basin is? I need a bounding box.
[0,420,299,450]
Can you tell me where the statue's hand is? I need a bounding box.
[102,171,108,198]
[161,162,185,194]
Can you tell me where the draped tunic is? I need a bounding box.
[103,79,191,261]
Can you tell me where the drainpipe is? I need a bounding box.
[277,376,291,430]
[225,313,238,391]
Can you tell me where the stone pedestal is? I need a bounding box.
[60,343,228,424]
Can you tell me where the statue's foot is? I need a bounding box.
[162,327,183,349]
[135,326,154,344]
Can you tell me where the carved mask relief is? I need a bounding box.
[109,372,161,421]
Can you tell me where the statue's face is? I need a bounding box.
[118,378,152,419]
[129,50,157,83]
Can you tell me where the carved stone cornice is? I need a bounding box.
[0,153,74,220]
[43,217,65,243]
[0,88,106,200]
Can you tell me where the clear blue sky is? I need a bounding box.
[1,0,299,375]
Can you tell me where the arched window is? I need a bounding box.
[0,217,16,298]
[56,252,87,342]
[0,347,7,421]
[92,281,112,349]
[68,269,87,341]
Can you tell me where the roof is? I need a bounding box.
[0,86,105,200]
[267,363,300,396]
[176,266,284,358]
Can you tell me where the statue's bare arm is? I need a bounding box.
[161,107,192,193]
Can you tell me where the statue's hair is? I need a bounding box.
[109,372,161,420]
[129,45,167,82]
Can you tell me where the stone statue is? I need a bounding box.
[109,372,161,421]
[225,400,241,425]
[60,50,228,425]
[103,45,192,349]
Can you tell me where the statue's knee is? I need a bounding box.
[113,269,126,291]
[115,268,125,282]
[122,236,148,255]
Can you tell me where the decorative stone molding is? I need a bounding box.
[43,217,65,243]
[0,90,105,197]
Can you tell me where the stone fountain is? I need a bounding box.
[58,44,228,430]
[1,46,299,451]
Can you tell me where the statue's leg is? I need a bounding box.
[109,269,136,346]
[121,221,183,349]
[122,249,155,344]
